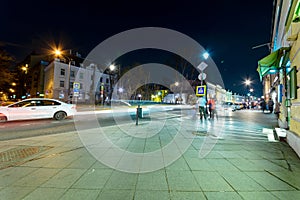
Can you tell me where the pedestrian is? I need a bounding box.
[260,98,266,113]
[268,98,274,113]
[197,96,207,121]
[208,97,218,120]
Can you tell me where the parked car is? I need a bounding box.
[0,98,76,122]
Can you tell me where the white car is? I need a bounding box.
[0,98,76,122]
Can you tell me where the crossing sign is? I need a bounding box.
[196,85,206,96]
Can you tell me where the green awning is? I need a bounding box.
[257,47,290,81]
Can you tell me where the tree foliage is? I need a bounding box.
[0,48,15,91]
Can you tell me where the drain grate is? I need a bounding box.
[0,145,52,169]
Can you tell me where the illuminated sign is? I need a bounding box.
[196,85,206,96]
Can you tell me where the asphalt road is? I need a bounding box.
[0,107,278,142]
[0,110,169,141]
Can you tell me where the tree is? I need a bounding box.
[0,48,15,93]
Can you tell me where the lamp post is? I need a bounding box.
[108,64,120,103]
[244,79,252,107]
[54,49,72,103]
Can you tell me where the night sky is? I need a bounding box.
[1,0,274,96]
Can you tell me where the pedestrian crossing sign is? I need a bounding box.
[196,85,206,96]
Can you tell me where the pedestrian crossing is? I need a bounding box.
[181,111,277,143]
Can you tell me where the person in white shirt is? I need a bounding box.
[197,96,207,120]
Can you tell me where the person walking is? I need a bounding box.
[260,98,266,113]
[208,97,218,120]
[274,98,280,119]
[268,98,274,113]
[197,96,207,121]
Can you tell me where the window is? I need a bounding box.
[106,78,109,83]
[79,72,84,79]
[60,69,65,76]
[70,70,75,78]
[70,81,74,89]
[100,77,103,82]
[43,100,61,106]
[60,81,65,87]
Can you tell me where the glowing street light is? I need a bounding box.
[203,52,209,60]
[109,64,116,71]
[244,79,251,86]
[54,49,62,56]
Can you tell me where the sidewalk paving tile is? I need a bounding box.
[248,159,288,171]
[227,158,264,171]
[0,186,35,200]
[268,171,300,189]
[245,171,296,191]
[60,188,100,200]
[204,191,243,200]
[41,168,87,189]
[1,108,300,199]
[166,157,190,171]
[22,188,66,200]
[134,190,170,200]
[219,171,266,191]
[170,191,206,200]
[97,189,135,200]
[193,171,234,192]
[71,168,113,189]
[42,154,80,169]
[271,191,300,199]
[166,170,200,191]
[136,170,168,191]
[103,171,138,190]
[66,156,96,169]
[217,150,244,158]
[185,157,213,171]
[12,168,60,187]
[238,191,278,200]
[205,158,240,171]
[0,167,36,187]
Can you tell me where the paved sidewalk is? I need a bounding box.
[0,109,300,200]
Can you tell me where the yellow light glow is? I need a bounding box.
[54,49,62,56]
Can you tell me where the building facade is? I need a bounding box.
[258,0,300,157]
[44,59,111,103]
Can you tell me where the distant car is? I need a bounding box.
[0,98,76,122]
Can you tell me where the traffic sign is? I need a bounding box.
[196,85,206,96]
[197,62,208,71]
[198,72,207,81]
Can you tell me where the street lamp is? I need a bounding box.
[108,63,120,102]
[244,79,251,86]
[203,52,210,60]
[54,49,72,103]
